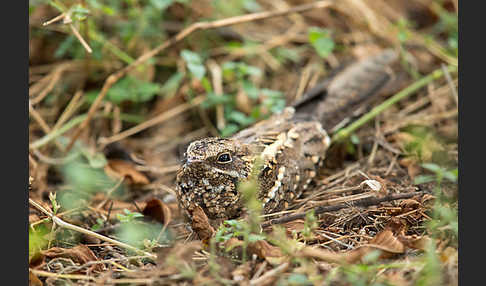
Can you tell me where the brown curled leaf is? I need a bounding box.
[281,219,305,236]
[188,204,215,242]
[248,240,285,265]
[105,159,149,185]
[29,252,45,269]
[300,230,407,264]
[29,270,43,286]
[41,244,102,272]
[386,217,408,235]
[142,198,172,226]
[399,199,421,211]
[398,234,431,251]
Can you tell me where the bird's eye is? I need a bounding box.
[217,153,232,163]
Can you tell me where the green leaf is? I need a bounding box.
[150,0,173,10]
[181,50,206,79]
[414,175,436,185]
[228,110,255,126]
[274,47,301,63]
[242,80,259,99]
[90,76,161,105]
[91,218,105,231]
[220,124,239,137]
[70,4,90,21]
[287,273,312,285]
[350,134,360,145]
[222,61,261,78]
[55,35,76,58]
[242,0,261,12]
[308,27,335,58]
[117,209,144,223]
[248,234,266,242]
[421,163,443,174]
[181,50,202,63]
[443,169,458,183]
[201,77,212,93]
[187,63,206,80]
[202,92,233,108]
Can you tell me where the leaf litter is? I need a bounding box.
[29,0,458,285]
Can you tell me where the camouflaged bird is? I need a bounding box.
[176,49,398,221]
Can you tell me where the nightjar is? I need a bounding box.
[176,49,398,221]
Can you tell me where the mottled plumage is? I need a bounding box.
[176,49,398,221]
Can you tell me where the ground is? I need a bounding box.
[29,1,458,285]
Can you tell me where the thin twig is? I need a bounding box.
[98,95,206,147]
[29,101,65,152]
[207,60,225,130]
[441,63,458,106]
[29,114,89,150]
[30,64,67,105]
[95,177,125,209]
[65,0,333,152]
[249,262,289,286]
[52,90,85,131]
[69,23,92,53]
[42,12,66,26]
[29,198,156,259]
[31,269,96,282]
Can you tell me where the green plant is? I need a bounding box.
[414,163,458,186]
[308,27,335,59]
[116,209,144,223]
[301,210,317,240]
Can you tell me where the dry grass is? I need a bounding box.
[29,0,458,285]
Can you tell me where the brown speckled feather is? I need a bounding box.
[176,49,398,221]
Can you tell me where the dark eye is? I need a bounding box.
[217,153,232,163]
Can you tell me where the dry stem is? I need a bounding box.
[29,198,156,259]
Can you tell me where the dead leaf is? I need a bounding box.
[385,217,408,235]
[188,205,215,242]
[156,241,202,276]
[29,270,43,286]
[236,88,253,115]
[399,199,421,210]
[105,159,149,185]
[366,229,405,254]
[368,175,389,195]
[399,157,421,179]
[281,219,305,236]
[142,198,172,226]
[299,246,347,264]
[301,230,408,264]
[440,246,458,265]
[225,237,244,252]
[41,245,102,272]
[29,252,45,269]
[398,234,431,251]
[248,240,284,260]
[421,194,436,206]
